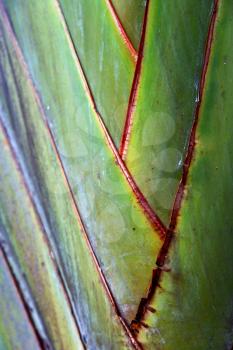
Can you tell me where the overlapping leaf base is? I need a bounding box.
[0,1,232,349]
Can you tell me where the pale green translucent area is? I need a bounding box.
[125,0,214,224]
[0,251,41,350]
[139,2,233,348]
[1,0,163,345]
[111,0,146,49]
[59,0,135,146]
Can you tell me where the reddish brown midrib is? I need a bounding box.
[105,0,138,62]
[119,0,150,160]
[131,0,219,329]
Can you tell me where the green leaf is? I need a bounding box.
[58,0,136,146]
[0,0,163,344]
[0,9,138,349]
[137,1,233,348]
[122,0,214,224]
[110,0,146,50]
[0,250,41,350]
[1,0,232,349]
[0,120,84,350]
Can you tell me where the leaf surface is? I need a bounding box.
[122,0,214,224]
[137,1,233,348]
[0,250,41,350]
[1,0,164,329]
[0,9,139,349]
[58,0,136,146]
[0,120,84,350]
[110,0,146,50]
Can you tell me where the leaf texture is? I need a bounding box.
[1,0,164,332]
[121,0,214,224]
[137,1,233,348]
[110,0,146,51]
[0,250,41,350]
[0,8,139,349]
[0,119,84,350]
[58,0,136,146]
[0,0,232,349]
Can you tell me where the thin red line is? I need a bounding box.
[55,0,166,238]
[43,116,142,350]
[0,118,86,349]
[0,249,44,350]
[0,4,142,348]
[95,109,166,238]
[119,0,150,160]
[168,0,219,235]
[0,22,87,347]
[131,0,219,329]
[105,0,138,62]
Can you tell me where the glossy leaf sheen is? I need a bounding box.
[138,1,233,348]
[124,0,214,224]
